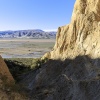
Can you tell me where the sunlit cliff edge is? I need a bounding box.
[43,0,100,60]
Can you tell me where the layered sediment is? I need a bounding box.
[43,0,100,60]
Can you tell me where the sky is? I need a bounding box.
[0,0,76,31]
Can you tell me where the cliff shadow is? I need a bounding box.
[27,55,100,100]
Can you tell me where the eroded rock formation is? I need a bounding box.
[43,0,100,60]
[18,0,100,100]
[0,55,14,84]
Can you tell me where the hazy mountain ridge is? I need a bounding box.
[0,29,56,39]
[1,0,100,99]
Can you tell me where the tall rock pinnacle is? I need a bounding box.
[43,0,100,60]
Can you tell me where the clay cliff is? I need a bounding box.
[0,55,14,84]
[1,0,100,100]
[24,0,100,99]
[43,0,100,60]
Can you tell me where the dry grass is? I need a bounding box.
[0,38,55,58]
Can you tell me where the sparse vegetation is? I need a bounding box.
[4,58,49,82]
[0,39,55,58]
[0,57,49,99]
[31,57,48,69]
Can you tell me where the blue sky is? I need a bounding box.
[0,0,75,31]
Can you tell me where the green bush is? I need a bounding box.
[31,58,48,69]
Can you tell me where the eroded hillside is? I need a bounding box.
[0,0,100,100]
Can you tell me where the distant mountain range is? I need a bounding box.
[0,29,56,39]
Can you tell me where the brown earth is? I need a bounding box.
[0,56,28,100]
[1,0,100,100]
[0,55,14,84]
[25,0,100,99]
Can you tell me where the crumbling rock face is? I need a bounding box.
[43,0,100,60]
[0,56,30,100]
[18,0,100,99]
[27,56,100,100]
[25,0,100,99]
[0,55,14,84]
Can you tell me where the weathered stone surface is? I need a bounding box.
[19,0,100,99]
[0,55,14,84]
[43,0,100,60]
[28,56,100,100]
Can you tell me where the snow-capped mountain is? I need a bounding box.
[0,29,56,39]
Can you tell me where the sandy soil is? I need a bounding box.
[0,38,55,58]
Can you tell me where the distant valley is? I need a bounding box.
[0,29,56,39]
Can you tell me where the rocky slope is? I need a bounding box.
[0,29,56,39]
[23,0,100,99]
[0,56,28,100]
[1,0,100,100]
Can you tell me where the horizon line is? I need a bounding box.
[0,29,57,32]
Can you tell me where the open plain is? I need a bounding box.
[0,38,55,58]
